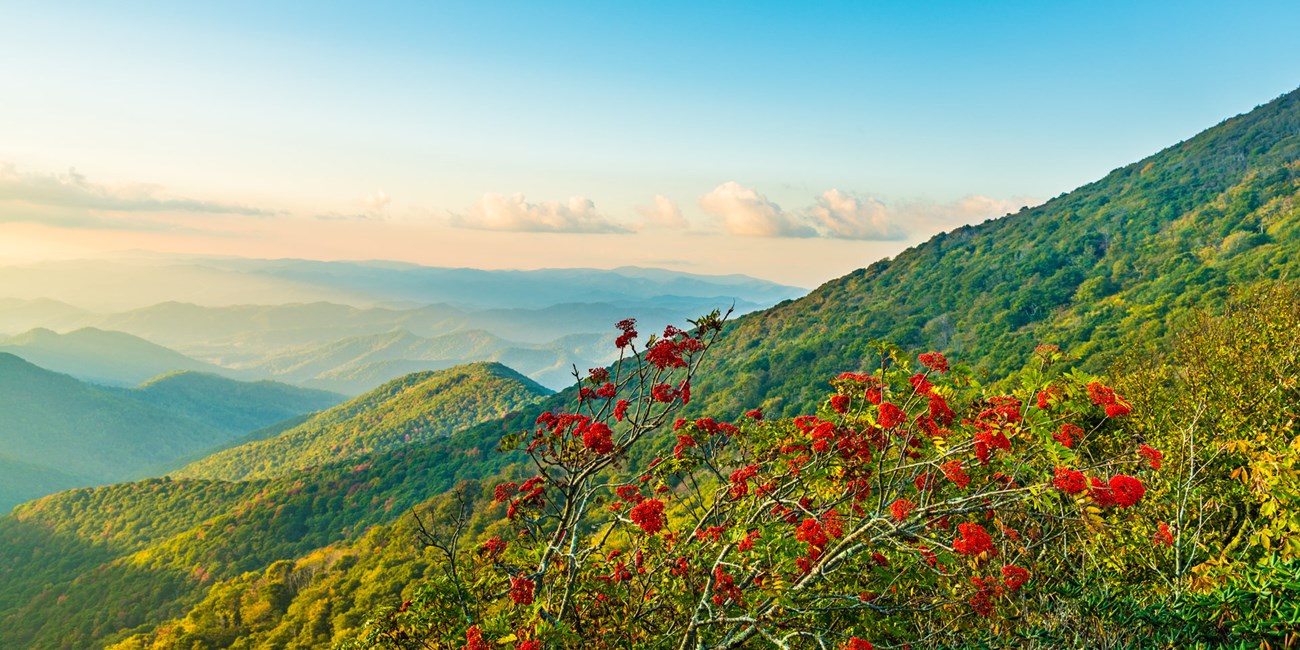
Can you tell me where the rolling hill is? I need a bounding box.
[0,363,551,648]
[176,362,550,482]
[123,371,344,436]
[0,357,347,512]
[0,354,232,510]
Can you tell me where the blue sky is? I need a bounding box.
[1,1,1297,285]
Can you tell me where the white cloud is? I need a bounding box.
[317,189,393,221]
[894,194,1039,233]
[951,195,1034,221]
[810,189,908,240]
[452,193,630,233]
[362,189,391,212]
[636,194,688,229]
[698,182,817,238]
[697,182,1038,240]
[0,163,275,220]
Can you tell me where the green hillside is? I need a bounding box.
[0,327,222,387]
[0,369,543,648]
[176,362,550,481]
[0,359,347,512]
[681,88,1300,418]
[126,371,343,436]
[105,481,507,650]
[0,353,235,510]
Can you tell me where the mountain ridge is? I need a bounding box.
[175,361,551,482]
[0,356,348,511]
[0,326,225,386]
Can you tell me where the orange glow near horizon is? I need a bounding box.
[0,218,916,288]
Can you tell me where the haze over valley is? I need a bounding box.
[0,257,803,392]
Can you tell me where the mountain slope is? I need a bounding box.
[176,362,550,482]
[0,359,347,511]
[0,354,233,510]
[0,370,540,648]
[125,371,344,436]
[0,327,223,386]
[680,87,1300,417]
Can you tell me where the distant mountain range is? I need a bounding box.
[0,327,225,386]
[0,264,803,392]
[0,260,804,312]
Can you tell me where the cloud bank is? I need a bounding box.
[0,163,275,221]
[316,189,393,221]
[699,182,1036,240]
[452,193,631,233]
[636,195,688,230]
[810,189,908,240]
[699,182,817,238]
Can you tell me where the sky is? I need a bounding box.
[1,1,1298,287]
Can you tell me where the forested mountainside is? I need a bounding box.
[682,87,1300,418]
[0,363,547,648]
[0,448,476,648]
[0,354,231,511]
[176,362,549,482]
[109,283,1300,650]
[122,371,343,436]
[0,356,343,511]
